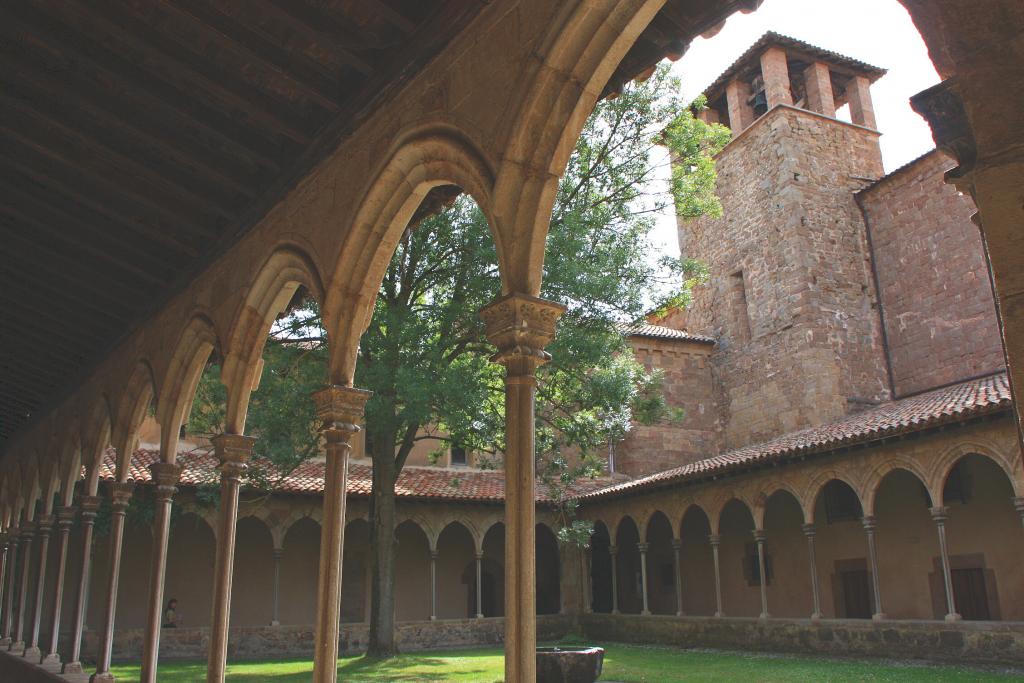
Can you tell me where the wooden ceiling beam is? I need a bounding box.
[0,176,176,283]
[5,275,131,327]
[0,357,78,393]
[0,48,260,200]
[359,0,418,35]
[261,0,377,76]
[2,6,285,170]
[1,91,236,221]
[157,0,344,112]
[57,0,316,146]
[0,295,109,351]
[0,147,205,259]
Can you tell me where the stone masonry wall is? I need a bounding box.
[859,150,1004,397]
[615,337,719,476]
[679,105,890,450]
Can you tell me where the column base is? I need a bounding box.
[270,620,280,627]
[675,611,685,617]
[872,612,887,621]
[23,645,41,660]
[429,616,436,621]
[611,610,620,615]
[475,613,484,619]
[0,637,9,647]
[9,640,24,653]
[758,612,770,620]
[641,610,651,616]
[945,612,963,622]
[810,612,822,623]
[714,611,724,618]
[90,672,117,683]
[63,661,85,674]
[40,653,62,672]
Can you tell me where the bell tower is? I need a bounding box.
[680,33,890,450]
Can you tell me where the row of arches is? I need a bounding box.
[589,452,1024,622]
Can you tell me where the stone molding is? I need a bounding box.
[479,293,566,364]
[149,462,184,500]
[312,385,371,436]
[78,495,102,520]
[55,506,76,529]
[109,481,135,511]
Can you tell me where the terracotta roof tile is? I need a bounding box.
[581,372,1013,501]
[622,323,715,344]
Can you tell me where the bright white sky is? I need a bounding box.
[650,0,941,257]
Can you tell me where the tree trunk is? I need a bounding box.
[366,431,399,658]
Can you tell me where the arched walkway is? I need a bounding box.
[874,468,937,619]
[232,516,275,627]
[436,522,475,620]
[679,506,715,616]
[163,513,215,628]
[394,520,431,622]
[644,512,676,616]
[614,517,642,614]
[762,490,809,618]
[536,524,560,615]
[717,499,758,618]
[341,519,370,624]
[589,522,613,614]
[278,518,320,626]
[481,523,505,618]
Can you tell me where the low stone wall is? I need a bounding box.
[82,614,576,662]
[579,613,1024,666]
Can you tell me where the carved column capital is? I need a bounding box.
[707,534,721,547]
[429,550,439,561]
[1012,497,1024,519]
[55,506,77,530]
[671,539,681,551]
[312,385,371,441]
[20,526,35,542]
[752,529,767,543]
[149,462,184,501]
[479,293,566,370]
[212,433,256,478]
[78,495,102,522]
[272,547,285,561]
[801,523,816,538]
[930,506,950,524]
[636,543,649,553]
[861,515,877,533]
[36,514,55,537]
[910,78,976,190]
[109,481,135,511]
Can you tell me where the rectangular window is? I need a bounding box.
[729,270,752,343]
[450,445,467,467]
[823,481,862,524]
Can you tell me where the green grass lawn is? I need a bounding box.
[109,643,1024,682]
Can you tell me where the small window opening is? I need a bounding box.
[823,480,862,524]
[451,445,468,467]
[729,270,752,343]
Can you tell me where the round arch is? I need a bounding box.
[394,519,432,622]
[930,442,1023,503]
[864,459,933,516]
[436,520,477,619]
[536,522,561,615]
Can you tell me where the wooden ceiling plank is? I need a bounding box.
[0,174,181,281]
[0,296,109,350]
[1,90,236,221]
[0,48,261,199]
[59,0,317,145]
[157,0,344,112]
[5,256,149,318]
[261,0,377,76]
[0,144,206,258]
[2,6,285,170]
[357,0,418,35]
[6,274,132,326]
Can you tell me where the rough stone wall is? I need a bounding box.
[679,105,890,450]
[615,338,719,476]
[859,150,1004,397]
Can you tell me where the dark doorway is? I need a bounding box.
[840,568,872,619]
[952,567,991,621]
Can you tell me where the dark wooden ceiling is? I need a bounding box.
[0,0,751,450]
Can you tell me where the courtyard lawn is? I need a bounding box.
[108,643,1024,682]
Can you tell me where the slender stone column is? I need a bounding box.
[637,543,651,616]
[862,516,886,620]
[753,530,769,620]
[930,506,961,622]
[475,551,484,619]
[25,515,53,660]
[709,534,724,618]
[140,462,183,683]
[1014,497,1024,529]
[206,433,256,683]
[609,545,619,615]
[429,550,438,621]
[582,550,593,614]
[271,547,284,626]
[12,526,35,653]
[91,481,135,683]
[671,540,684,616]
[0,535,7,644]
[310,386,370,683]
[481,293,565,683]
[42,506,76,671]
[0,529,17,646]
[801,524,822,620]
[64,496,100,675]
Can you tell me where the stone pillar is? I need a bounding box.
[930,506,961,621]
[310,386,370,683]
[480,293,565,683]
[429,550,438,621]
[0,529,17,646]
[725,78,754,134]
[760,46,792,109]
[91,481,135,683]
[12,526,34,653]
[671,540,684,617]
[474,551,485,619]
[140,462,183,683]
[803,62,835,117]
[847,75,877,129]
[25,515,53,660]
[609,545,619,615]
[64,496,100,675]
[206,433,256,683]
[42,506,76,671]
[801,524,822,620]
[709,534,723,618]
[0,535,7,646]
[637,543,650,616]
[1015,498,1024,528]
[752,530,769,620]
[862,516,885,620]
[271,547,284,627]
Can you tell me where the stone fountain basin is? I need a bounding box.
[536,646,605,683]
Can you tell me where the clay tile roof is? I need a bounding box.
[702,31,887,102]
[96,450,610,504]
[581,372,1013,502]
[620,323,715,344]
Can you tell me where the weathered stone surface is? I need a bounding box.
[537,646,604,683]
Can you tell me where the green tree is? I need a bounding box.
[188,63,729,657]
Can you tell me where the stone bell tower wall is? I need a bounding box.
[679,105,890,451]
